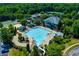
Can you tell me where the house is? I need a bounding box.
[44,16,60,29]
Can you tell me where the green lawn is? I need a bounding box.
[65,38,79,48]
[62,38,79,55]
[9,48,27,56]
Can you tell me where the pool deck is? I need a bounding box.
[12,26,57,48]
[12,34,35,48]
[12,34,27,47]
[39,26,56,47]
[41,33,53,47]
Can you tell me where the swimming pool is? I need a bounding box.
[25,27,50,46]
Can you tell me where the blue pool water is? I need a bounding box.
[25,27,50,46]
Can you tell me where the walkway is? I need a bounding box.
[63,43,79,56]
[12,34,33,48]
[12,34,27,47]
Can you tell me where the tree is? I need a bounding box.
[18,33,23,40]
[53,36,64,44]
[58,19,63,30]
[58,18,73,31]
[59,18,74,38]
[26,41,31,53]
[63,18,73,26]
[8,24,16,35]
[33,19,43,26]
[0,22,3,28]
[41,13,49,19]
[19,19,27,26]
[0,28,13,44]
[31,46,39,56]
[63,26,73,38]
[1,4,79,21]
[46,36,66,56]
[9,47,29,56]
[21,47,29,56]
[46,43,63,56]
[73,19,79,38]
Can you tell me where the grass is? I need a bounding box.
[9,48,26,56]
[62,38,79,55]
[9,37,79,56]
[65,38,79,48]
[64,44,79,56]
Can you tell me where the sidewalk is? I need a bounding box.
[12,34,27,47]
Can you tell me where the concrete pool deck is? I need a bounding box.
[24,26,56,47]
[12,26,57,48]
[41,33,53,47]
[12,34,27,47]
[12,34,34,47]
[39,26,56,47]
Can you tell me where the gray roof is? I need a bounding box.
[44,16,60,25]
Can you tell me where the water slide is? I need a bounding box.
[38,47,45,55]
